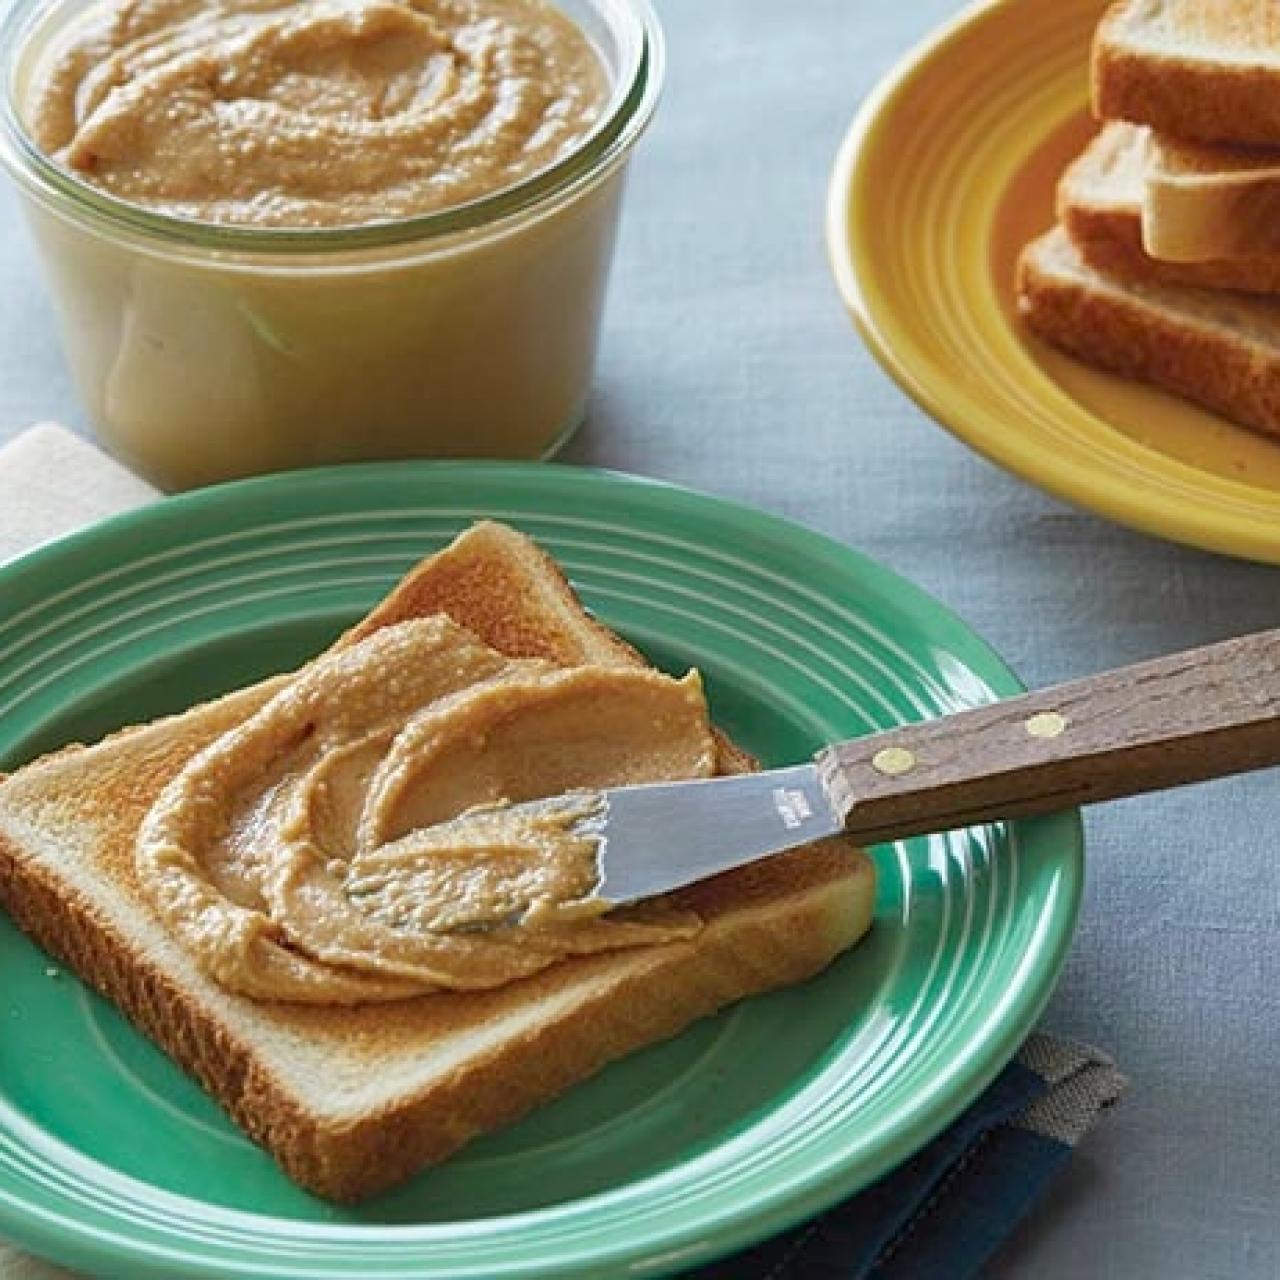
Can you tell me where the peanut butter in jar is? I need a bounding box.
[0,0,663,488]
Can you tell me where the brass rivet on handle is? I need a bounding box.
[1025,711,1067,739]
[872,746,917,777]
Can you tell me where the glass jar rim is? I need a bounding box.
[0,0,663,254]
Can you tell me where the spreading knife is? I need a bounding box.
[545,626,1280,905]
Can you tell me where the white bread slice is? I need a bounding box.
[1059,122,1280,293]
[0,521,874,1203]
[1144,131,1280,261]
[1017,224,1280,440]
[1093,0,1280,146]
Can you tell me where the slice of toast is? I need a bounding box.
[1093,0,1280,146]
[0,521,874,1203]
[1017,224,1280,440]
[1059,122,1280,293]
[1144,131,1280,261]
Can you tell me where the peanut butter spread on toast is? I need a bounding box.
[137,617,714,1003]
[25,0,608,228]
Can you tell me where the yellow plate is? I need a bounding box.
[827,0,1280,564]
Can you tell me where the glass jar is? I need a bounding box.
[0,0,662,490]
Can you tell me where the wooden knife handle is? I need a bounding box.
[815,628,1280,846]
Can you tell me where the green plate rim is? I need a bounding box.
[0,459,1084,1278]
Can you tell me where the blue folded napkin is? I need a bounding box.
[693,1035,1127,1280]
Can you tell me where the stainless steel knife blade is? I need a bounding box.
[590,763,842,905]
[518,627,1280,911]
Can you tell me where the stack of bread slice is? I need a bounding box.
[1018,0,1280,441]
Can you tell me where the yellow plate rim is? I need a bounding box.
[826,0,1280,565]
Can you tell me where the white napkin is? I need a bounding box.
[0,424,158,1280]
[0,424,158,566]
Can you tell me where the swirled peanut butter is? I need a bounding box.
[137,617,716,1003]
[26,0,608,228]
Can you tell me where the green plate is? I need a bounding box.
[0,462,1082,1279]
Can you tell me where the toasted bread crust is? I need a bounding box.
[0,818,323,1185]
[0,522,873,1202]
[0,813,869,1201]
[1058,137,1280,294]
[1064,204,1280,293]
[1093,5,1280,146]
[341,520,756,776]
[1018,228,1280,440]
